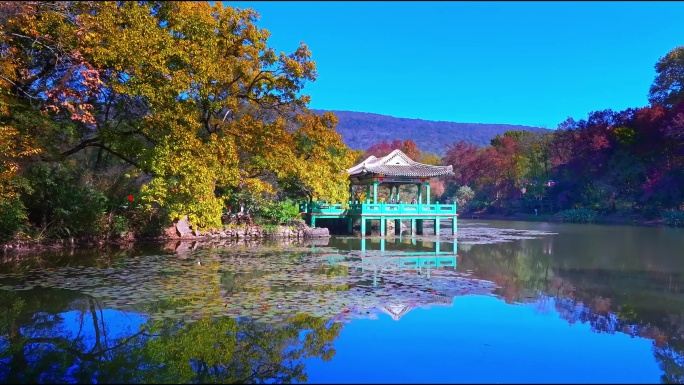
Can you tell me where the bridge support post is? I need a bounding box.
[380,218,386,236]
[452,216,457,235]
[360,217,366,236]
[395,219,401,235]
[416,219,423,235]
[434,217,440,235]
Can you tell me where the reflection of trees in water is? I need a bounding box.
[458,239,554,303]
[0,289,342,384]
[459,237,684,383]
[0,289,146,383]
[553,296,684,384]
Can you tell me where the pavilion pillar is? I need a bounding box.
[426,183,431,204]
[373,182,378,204]
[416,183,423,204]
[410,218,416,235]
[366,184,370,203]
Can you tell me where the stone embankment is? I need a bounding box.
[2,217,328,254]
[164,216,329,240]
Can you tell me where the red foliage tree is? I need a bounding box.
[363,139,422,161]
[442,141,480,187]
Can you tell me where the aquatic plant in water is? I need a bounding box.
[0,245,498,325]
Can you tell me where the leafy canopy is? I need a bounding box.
[0,1,356,230]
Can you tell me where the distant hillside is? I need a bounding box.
[314,110,551,156]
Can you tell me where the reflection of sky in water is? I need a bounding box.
[59,309,147,349]
[19,292,662,383]
[302,295,661,384]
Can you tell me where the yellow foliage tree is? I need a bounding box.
[1,1,356,230]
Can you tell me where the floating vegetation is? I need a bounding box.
[0,223,556,326]
[0,245,498,325]
[457,226,556,244]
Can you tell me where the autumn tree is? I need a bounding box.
[363,139,422,160]
[649,46,684,109]
[0,1,356,232]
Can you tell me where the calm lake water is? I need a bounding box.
[1,219,683,383]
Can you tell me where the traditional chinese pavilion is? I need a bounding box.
[299,149,458,236]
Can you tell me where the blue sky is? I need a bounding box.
[225,1,684,128]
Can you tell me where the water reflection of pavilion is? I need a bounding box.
[321,237,461,320]
[380,295,455,321]
[324,237,458,273]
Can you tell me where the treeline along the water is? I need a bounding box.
[436,45,684,223]
[354,47,684,224]
[1,2,683,246]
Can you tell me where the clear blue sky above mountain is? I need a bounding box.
[225,1,684,128]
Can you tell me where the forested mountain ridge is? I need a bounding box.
[313,109,551,155]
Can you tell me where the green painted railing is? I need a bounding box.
[298,202,457,216]
[298,202,346,215]
[347,202,457,215]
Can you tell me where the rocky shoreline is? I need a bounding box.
[1,219,330,255]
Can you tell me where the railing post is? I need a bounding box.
[426,183,431,204]
[417,183,422,204]
[373,182,378,204]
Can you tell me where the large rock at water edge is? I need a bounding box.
[176,216,192,237]
[304,227,330,238]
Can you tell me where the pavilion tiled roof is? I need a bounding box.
[379,304,413,321]
[346,149,453,177]
[380,297,454,321]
